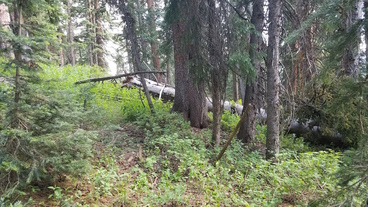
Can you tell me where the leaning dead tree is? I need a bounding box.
[114,0,156,114]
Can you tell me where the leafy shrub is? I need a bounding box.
[133,118,342,206]
[220,110,240,132]
[280,134,311,153]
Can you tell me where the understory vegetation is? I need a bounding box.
[0,64,367,206]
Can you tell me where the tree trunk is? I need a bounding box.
[124,30,133,71]
[147,0,162,82]
[12,1,22,128]
[120,0,155,114]
[208,0,225,146]
[211,77,222,146]
[171,0,208,128]
[117,76,243,115]
[166,55,171,84]
[266,0,281,160]
[58,27,64,66]
[287,0,315,96]
[343,0,362,77]
[237,0,265,144]
[232,72,238,101]
[0,3,11,52]
[95,0,105,68]
[88,0,94,65]
[187,70,209,128]
[136,0,149,66]
[67,0,75,66]
[0,4,10,29]
[171,17,187,113]
[365,1,368,73]
[239,77,245,102]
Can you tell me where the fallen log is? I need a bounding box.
[75,74,346,147]
[128,77,346,147]
[286,121,347,148]
[75,74,258,117]
[127,76,256,116]
[128,76,176,102]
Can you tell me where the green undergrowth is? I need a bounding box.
[1,64,365,206]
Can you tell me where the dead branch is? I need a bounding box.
[74,71,166,85]
[214,104,251,165]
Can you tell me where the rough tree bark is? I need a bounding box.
[119,0,155,114]
[343,0,362,77]
[88,0,95,65]
[95,0,105,68]
[232,72,238,102]
[0,4,10,28]
[147,0,163,82]
[171,0,208,128]
[237,0,265,144]
[289,0,315,95]
[0,3,11,52]
[67,0,76,66]
[136,0,149,66]
[266,0,281,160]
[208,0,219,144]
[208,0,227,146]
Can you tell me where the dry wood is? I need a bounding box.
[75,74,267,121]
[214,104,251,164]
[74,71,166,84]
[138,144,144,163]
[75,75,345,146]
[127,76,247,115]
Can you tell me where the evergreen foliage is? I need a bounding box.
[283,0,368,204]
[0,64,97,202]
[1,0,368,205]
[0,62,365,206]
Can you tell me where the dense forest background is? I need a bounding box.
[0,0,367,206]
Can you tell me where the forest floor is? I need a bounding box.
[22,122,321,207]
[23,124,145,206]
[2,65,356,207]
[23,124,222,206]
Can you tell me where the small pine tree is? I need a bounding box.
[0,1,94,203]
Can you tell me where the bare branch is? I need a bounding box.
[74,71,166,84]
[221,0,248,22]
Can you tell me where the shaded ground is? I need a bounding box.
[25,124,210,206]
[22,123,323,207]
[24,124,146,206]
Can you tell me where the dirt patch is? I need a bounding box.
[98,124,146,148]
[281,193,297,206]
[118,151,140,173]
